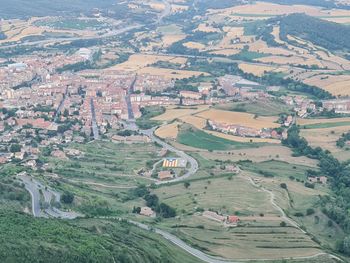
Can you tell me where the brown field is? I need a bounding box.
[155,122,180,139]
[152,105,211,121]
[178,115,206,129]
[195,109,280,129]
[300,126,350,161]
[249,40,295,56]
[146,2,166,11]
[109,54,187,71]
[171,4,189,12]
[195,23,221,33]
[138,67,209,79]
[200,145,319,166]
[255,55,324,68]
[238,63,277,77]
[161,34,186,47]
[271,26,285,45]
[207,2,350,23]
[183,41,206,50]
[303,74,350,96]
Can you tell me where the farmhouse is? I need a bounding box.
[308,176,327,184]
[140,207,155,217]
[158,170,173,180]
[227,215,240,226]
[203,211,226,222]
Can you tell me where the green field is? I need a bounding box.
[216,99,292,116]
[299,121,350,129]
[43,140,159,185]
[239,160,317,181]
[177,127,262,151]
[152,174,321,260]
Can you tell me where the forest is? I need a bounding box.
[278,14,350,52]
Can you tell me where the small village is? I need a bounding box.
[0,49,349,169]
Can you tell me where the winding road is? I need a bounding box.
[19,174,80,219]
[140,127,199,184]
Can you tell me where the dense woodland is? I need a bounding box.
[278,14,350,52]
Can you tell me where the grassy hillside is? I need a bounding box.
[0,210,201,263]
[0,0,116,18]
[278,13,350,52]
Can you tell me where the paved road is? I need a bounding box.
[90,98,100,140]
[125,75,138,121]
[20,175,43,217]
[19,174,80,219]
[156,0,172,24]
[53,86,68,122]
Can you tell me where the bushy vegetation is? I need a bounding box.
[0,210,199,263]
[136,106,165,129]
[336,132,350,148]
[278,14,350,52]
[283,125,350,255]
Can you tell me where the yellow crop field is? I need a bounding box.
[300,127,350,161]
[303,74,350,96]
[201,145,318,166]
[238,63,276,77]
[271,26,285,45]
[155,122,180,139]
[183,41,206,50]
[162,34,186,47]
[109,54,187,71]
[207,2,350,23]
[147,2,166,11]
[171,4,189,12]
[178,115,206,129]
[249,40,295,56]
[195,23,221,33]
[256,55,324,68]
[195,109,280,129]
[138,67,209,79]
[152,105,211,121]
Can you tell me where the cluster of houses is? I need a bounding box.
[207,120,288,140]
[203,210,240,226]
